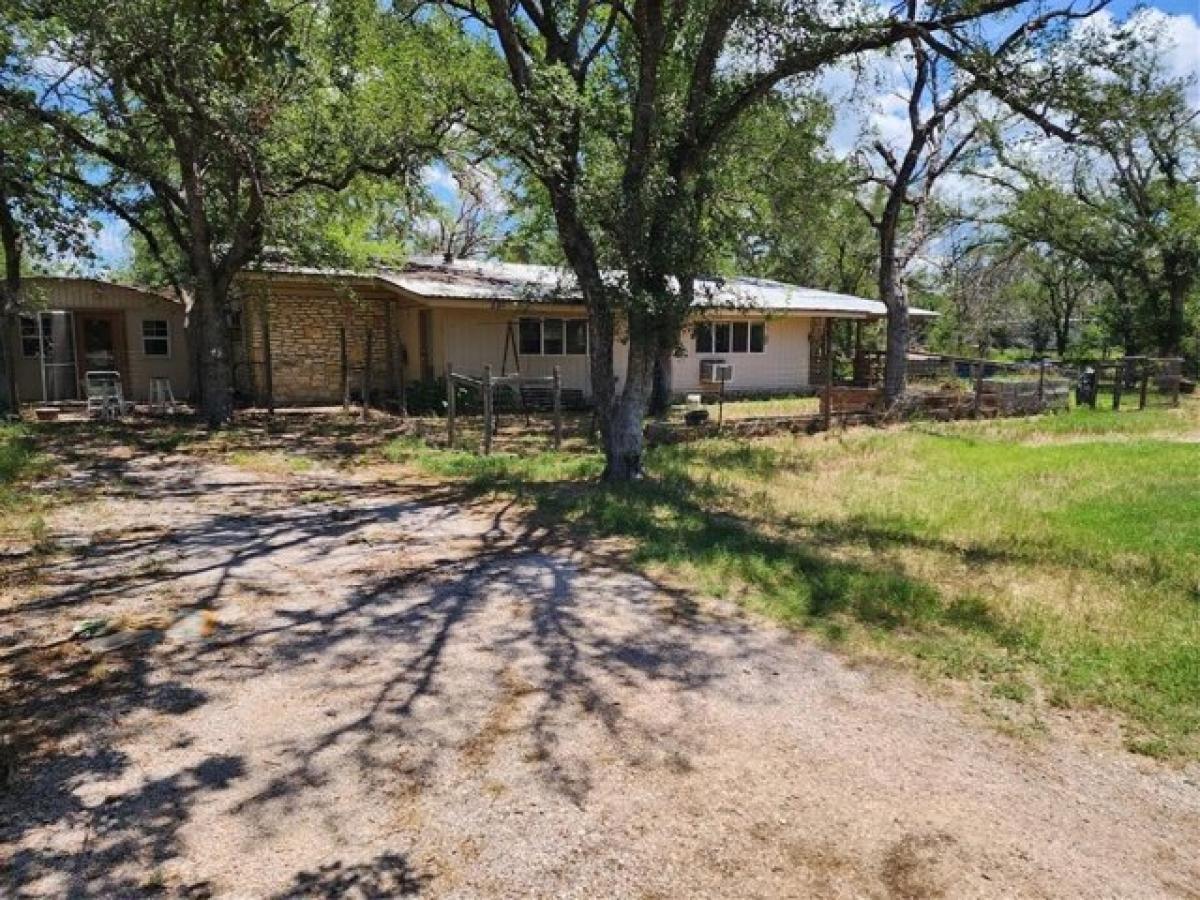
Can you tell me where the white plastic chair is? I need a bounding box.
[85,371,134,419]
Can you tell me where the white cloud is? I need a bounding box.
[90,219,129,271]
[1143,10,1200,107]
[825,4,1200,163]
[1071,7,1200,108]
[822,49,911,157]
[421,163,458,198]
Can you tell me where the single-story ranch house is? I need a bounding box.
[233,257,927,405]
[4,258,929,406]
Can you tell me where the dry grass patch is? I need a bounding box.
[227,450,317,476]
[381,401,1200,759]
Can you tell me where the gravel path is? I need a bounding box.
[2,451,1198,898]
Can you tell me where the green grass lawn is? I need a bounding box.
[384,401,1200,758]
[1,423,43,507]
[0,422,56,545]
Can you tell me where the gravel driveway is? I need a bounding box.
[2,449,1198,898]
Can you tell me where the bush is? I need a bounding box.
[403,378,459,416]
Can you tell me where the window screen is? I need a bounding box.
[714,323,731,353]
[519,317,542,355]
[142,319,169,356]
[750,322,766,353]
[565,319,588,355]
[542,318,565,355]
[732,322,749,353]
[20,315,40,357]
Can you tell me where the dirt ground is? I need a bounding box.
[2,423,1198,898]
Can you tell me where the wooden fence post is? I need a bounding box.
[482,364,493,456]
[1139,359,1150,410]
[361,328,373,423]
[260,295,274,415]
[339,325,350,412]
[1170,358,1182,408]
[973,361,985,416]
[1111,363,1122,410]
[822,319,833,431]
[445,362,456,449]
[552,366,562,450]
[1037,358,1045,407]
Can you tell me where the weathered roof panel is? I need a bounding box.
[264,256,938,319]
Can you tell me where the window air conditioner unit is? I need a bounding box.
[700,360,734,383]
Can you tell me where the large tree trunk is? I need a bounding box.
[647,341,674,418]
[883,303,909,403]
[879,226,908,405]
[602,330,655,481]
[0,313,17,415]
[546,182,655,481]
[1055,322,1069,359]
[192,276,234,427]
[0,193,21,415]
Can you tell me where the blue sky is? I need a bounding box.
[77,0,1199,273]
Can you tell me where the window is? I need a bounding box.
[542,318,564,355]
[20,315,41,357]
[566,319,588,355]
[714,323,731,353]
[695,320,767,354]
[732,322,748,353]
[750,322,766,353]
[517,317,588,356]
[519,317,542,355]
[142,319,169,357]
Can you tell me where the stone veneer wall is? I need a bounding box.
[238,283,403,405]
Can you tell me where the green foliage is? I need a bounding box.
[0,423,32,484]
[380,436,602,486]
[995,26,1200,358]
[404,378,451,416]
[711,100,876,295]
[2,0,468,423]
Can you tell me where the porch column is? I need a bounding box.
[822,317,833,430]
[853,320,865,386]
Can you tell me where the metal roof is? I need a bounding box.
[264,257,937,319]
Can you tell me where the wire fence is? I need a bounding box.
[445,364,566,454]
[846,351,1184,412]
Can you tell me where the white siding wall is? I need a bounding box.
[437,308,814,397]
[672,316,811,394]
[122,304,190,400]
[614,315,813,396]
[437,308,592,390]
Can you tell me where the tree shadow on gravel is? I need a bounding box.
[1,752,242,899]
[212,511,750,816]
[273,853,428,899]
[2,413,986,896]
